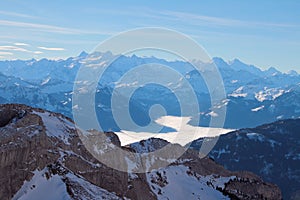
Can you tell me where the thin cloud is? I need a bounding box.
[38,46,65,51]
[110,7,297,29]
[33,51,43,54]
[159,10,297,28]
[14,42,29,46]
[0,45,30,52]
[0,10,35,18]
[0,51,13,55]
[0,19,114,35]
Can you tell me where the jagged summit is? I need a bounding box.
[265,66,281,76]
[78,51,88,58]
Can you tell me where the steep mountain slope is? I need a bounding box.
[189,119,300,199]
[0,104,281,199]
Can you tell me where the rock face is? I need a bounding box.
[0,104,282,199]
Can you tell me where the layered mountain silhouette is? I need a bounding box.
[0,52,299,130]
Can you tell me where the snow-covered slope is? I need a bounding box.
[13,168,71,200]
[147,165,233,200]
[13,166,121,200]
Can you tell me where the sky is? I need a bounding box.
[0,0,299,72]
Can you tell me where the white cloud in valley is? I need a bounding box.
[38,46,65,51]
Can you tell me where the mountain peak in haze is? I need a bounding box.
[212,57,228,66]
[229,58,243,65]
[212,57,265,76]
[265,66,281,76]
[287,69,298,76]
[229,58,262,75]
[78,51,88,58]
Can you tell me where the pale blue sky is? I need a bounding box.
[0,0,299,72]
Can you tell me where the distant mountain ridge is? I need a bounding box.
[0,52,299,130]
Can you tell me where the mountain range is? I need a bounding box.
[0,51,299,130]
[1,52,299,199]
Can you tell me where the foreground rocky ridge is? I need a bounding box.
[0,104,281,199]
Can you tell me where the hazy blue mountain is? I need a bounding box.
[0,52,299,130]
